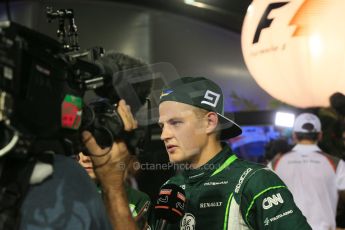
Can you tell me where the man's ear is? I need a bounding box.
[205,112,219,134]
[317,132,323,141]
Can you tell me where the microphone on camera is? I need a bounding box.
[154,184,186,230]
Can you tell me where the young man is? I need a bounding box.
[269,113,345,230]
[156,76,311,229]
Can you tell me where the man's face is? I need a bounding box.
[78,152,96,180]
[159,101,208,164]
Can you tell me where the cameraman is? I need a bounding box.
[78,101,150,229]
[83,99,142,230]
[82,52,154,229]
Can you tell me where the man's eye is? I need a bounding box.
[171,120,182,126]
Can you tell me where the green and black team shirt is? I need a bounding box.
[151,144,311,230]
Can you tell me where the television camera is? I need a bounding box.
[0,7,153,228]
[0,8,149,158]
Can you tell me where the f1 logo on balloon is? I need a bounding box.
[253,2,289,43]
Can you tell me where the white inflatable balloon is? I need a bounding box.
[241,0,345,108]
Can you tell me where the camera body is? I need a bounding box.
[0,20,119,156]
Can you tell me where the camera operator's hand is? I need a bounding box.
[82,131,129,187]
[118,99,138,132]
[82,99,139,230]
[82,99,137,185]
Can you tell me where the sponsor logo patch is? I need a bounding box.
[263,210,293,226]
[180,213,196,230]
[235,168,252,193]
[262,193,284,209]
[160,89,173,99]
[203,181,228,186]
[199,202,222,209]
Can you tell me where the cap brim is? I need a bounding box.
[217,113,242,140]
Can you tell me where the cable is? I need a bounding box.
[0,129,19,157]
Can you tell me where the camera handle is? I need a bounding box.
[46,7,80,52]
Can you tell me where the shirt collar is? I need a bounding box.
[292,144,322,153]
[182,143,235,184]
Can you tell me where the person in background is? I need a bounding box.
[269,113,345,230]
[264,139,291,164]
[336,125,345,229]
[318,92,345,159]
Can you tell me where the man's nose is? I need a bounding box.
[79,153,91,162]
[160,125,172,141]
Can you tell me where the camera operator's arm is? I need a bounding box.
[82,99,138,230]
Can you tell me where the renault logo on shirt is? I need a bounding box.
[199,201,222,209]
[262,193,284,209]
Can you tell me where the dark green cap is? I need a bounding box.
[159,77,242,139]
